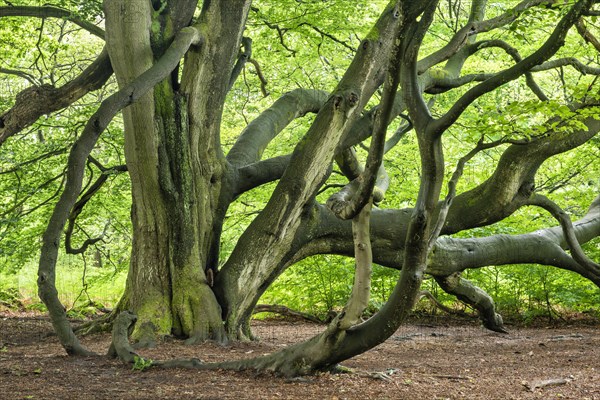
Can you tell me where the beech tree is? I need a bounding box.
[1,0,599,376]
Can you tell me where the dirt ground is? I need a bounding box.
[0,312,598,400]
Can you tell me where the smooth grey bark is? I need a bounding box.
[227,88,328,168]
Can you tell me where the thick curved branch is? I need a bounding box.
[428,0,593,137]
[217,2,406,339]
[434,274,508,333]
[227,88,328,167]
[527,193,600,270]
[37,26,203,356]
[0,48,113,146]
[110,311,140,364]
[428,196,600,285]
[334,147,363,181]
[0,6,105,38]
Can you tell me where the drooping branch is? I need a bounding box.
[0,5,105,38]
[428,0,594,136]
[434,274,508,333]
[527,193,600,271]
[37,26,203,356]
[110,311,140,364]
[0,48,113,146]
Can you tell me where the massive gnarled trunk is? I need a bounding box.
[105,0,250,343]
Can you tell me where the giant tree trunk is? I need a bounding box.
[105,0,250,344]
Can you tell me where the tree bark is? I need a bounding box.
[106,0,251,344]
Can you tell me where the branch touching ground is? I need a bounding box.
[109,311,139,363]
[434,273,508,333]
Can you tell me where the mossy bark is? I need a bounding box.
[105,0,250,344]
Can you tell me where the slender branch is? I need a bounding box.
[296,22,356,52]
[0,6,105,39]
[0,67,38,85]
[428,0,593,137]
[0,147,67,175]
[65,163,127,255]
[428,137,510,250]
[228,36,252,92]
[383,113,412,153]
[336,200,373,330]
[248,58,269,97]
[532,57,600,75]
[575,19,600,52]
[527,193,600,270]
[418,0,552,72]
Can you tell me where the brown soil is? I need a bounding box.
[0,312,598,400]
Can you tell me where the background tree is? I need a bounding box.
[0,0,598,375]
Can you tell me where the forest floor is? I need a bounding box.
[0,311,598,400]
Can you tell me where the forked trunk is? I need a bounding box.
[105,0,250,344]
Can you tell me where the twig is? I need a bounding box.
[522,378,570,392]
